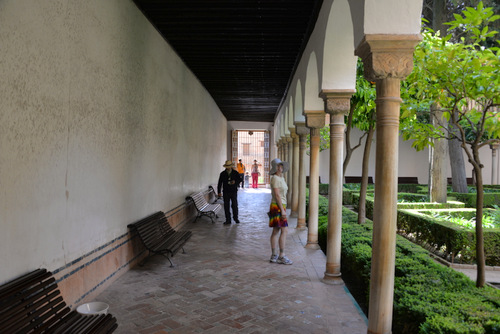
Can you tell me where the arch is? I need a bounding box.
[287,99,294,131]
[303,51,323,112]
[322,0,357,91]
[294,80,304,124]
[274,116,281,143]
[348,0,422,48]
[281,108,288,138]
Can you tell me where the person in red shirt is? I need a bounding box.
[251,160,260,188]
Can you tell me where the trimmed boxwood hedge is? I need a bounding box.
[398,209,500,266]
[316,201,500,333]
[449,192,500,208]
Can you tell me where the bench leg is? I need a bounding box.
[138,251,152,267]
[161,254,175,267]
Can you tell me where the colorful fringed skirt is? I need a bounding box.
[269,203,288,228]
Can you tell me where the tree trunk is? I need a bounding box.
[358,126,374,224]
[432,0,447,33]
[449,120,468,193]
[343,104,357,179]
[472,148,486,288]
[429,107,448,203]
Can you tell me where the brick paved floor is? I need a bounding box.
[97,188,368,333]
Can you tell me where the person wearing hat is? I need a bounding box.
[268,158,292,265]
[217,160,242,224]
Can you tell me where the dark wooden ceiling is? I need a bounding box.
[133,0,323,122]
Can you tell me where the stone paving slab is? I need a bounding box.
[97,188,368,333]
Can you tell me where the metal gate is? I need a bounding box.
[231,130,270,186]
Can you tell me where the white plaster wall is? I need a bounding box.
[314,128,495,185]
[0,0,226,282]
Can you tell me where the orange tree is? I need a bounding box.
[402,2,500,287]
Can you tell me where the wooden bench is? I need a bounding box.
[0,268,117,334]
[447,177,474,185]
[186,189,222,223]
[127,211,192,267]
[398,176,419,184]
[345,176,374,184]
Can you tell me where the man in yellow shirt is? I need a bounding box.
[236,159,245,188]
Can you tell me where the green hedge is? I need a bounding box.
[347,189,500,265]
[398,184,419,193]
[398,209,500,266]
[319,183,329,195]
[449,192,500,208]
[316,205,500,333]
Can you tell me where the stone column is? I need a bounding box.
[356,34,421,334]
[287,136,293,204]
[491,142,499,185]
[319,90,354,283]
[279,137,286,160]
[277,141,282,162]
[304,110,325,249]
[296,123,308,229]
[283,137,290,184]
[290,129,300,217]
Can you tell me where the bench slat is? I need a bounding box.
[128,211,192,266]
[186,188,222,223]
[0,269,118,334]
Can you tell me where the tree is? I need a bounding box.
[343,60,376,180]
[348,61,376,224]
[310,60,376,224]
[404,2,500,287]
[422,0,500,191]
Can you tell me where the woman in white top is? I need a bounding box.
[268,158,292,265]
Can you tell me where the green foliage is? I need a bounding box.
[350,59,376,132]
[310,59,376,152]
[402,2,500,151]
[432,209,500,229]
[306,126,330,153]
[343,183,361,191]
[338,210,500,333]
[451,191,500,208]
[318,183,329,195]
[445,1,500,44]
[398,193,429,203]
[398,208,500,266]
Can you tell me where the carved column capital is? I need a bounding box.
[319,90,355,116]
[355,34,421,81]
[295,122,308,136]
[304,110,326,129]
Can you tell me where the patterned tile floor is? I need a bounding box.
[97,188,368,333]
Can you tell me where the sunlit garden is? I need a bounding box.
[309,2,500,332]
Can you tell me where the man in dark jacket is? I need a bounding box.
[217,160,242,224]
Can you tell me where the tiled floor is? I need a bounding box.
[97,188,368,333]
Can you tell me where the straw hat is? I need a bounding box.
[270,158,289,175]
[223,160,234,168]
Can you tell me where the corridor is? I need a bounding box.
[97,188,368,333]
